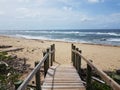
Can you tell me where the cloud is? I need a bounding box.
[0,0,120,29]
[80,16,93,22]
[15,6,93,27]
[108,13,120,23]
[16,7,29,13]
[87,0,104,3]
[16,7,41,18]
[17,0,31,3]
[63,6,72,11]
[0,11,5,15]
[103,13,120,23]
[88,13,120,28]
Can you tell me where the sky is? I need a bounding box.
[0,0,120,30]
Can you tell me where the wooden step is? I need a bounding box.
[42,65,85,90]
[42,85,85,89]
[42,88,85,90]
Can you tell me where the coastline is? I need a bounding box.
[1,29,120,47]
[2,35,120,47]
[0,35,120,71]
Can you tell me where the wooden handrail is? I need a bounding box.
[17,45,55,90]
[17,53,48,90]
[72,49,120,90]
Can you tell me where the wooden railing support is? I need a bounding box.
[73,45,75,66]
[47,48,50,71]
[17,44,55,90]
[51,45,53,66]
[71,44,74,62]
[74,47,77,68]
[43,51,47,77]
[71,44,120,90]
[35,61,41,90]
[76,48,79,70]
[78,50,82,75]
[86,62,92,90]
[53,44,55,62]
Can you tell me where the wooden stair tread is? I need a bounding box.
[42,65,85,90]
[42,88,85,90]
[42,86,85,90]
[42,86,85,88]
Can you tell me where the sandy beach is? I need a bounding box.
[0,36,120,71]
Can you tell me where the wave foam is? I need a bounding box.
[96,32,120,36]
[15,34,49,40]
[107,38,120,42]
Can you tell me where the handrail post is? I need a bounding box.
[35,61,41,90]
[51,44,53,66]
[74,47,77,68]
[73,45,75,66]
[71,44,74,62]
[78,50,82,76]
[86,60,92,90]
[47,48,49,72]
[76,48,79,70]
[53,44,55,62]
[43,51,47,77]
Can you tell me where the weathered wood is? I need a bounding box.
[76,48,79,71]
[42,85,85,89]
[50,45,53,66]
[35,61,41,90]
[17,53,49,90]
[53,44,55,61]
[78,50,81,76]
[71,44,74,62]
[43,83,84,86]
[72,49,120,90]
[47,48,50,71]
[43,87,84,90]
[17,45,55,90]
[86,64,92,90]
[0,45,12,48]
[42,65,85,90]
[73,46,75,66]
[74,47,77,68]
[2,48,23,52]
[92,76,105,84]
[43,51,47,77]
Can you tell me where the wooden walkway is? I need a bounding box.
[42,65,85,90]
[17,44,120,90]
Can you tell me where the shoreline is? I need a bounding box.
[1,35,120,47]
[0,35,120,71]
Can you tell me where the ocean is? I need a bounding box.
[0,29,120,46]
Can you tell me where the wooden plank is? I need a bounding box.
[1,48,23,52]
[17,53,49,90]
[42,65,85,90]
[42,86,85,88]
[43,88,85,90]
[43,82,84,85]
[46,76,80,78]
[43,81,84,83]
[42,88,85,90]
[72,49,120,90]
[17,44,55,90]
[44,78,81,81]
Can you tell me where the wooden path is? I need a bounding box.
[42,65,85,90]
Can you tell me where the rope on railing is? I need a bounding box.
[71,44,120,90]
[17,44,55,90]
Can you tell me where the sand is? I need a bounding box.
[0,36,120,71]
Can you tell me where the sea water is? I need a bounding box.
[0,29,120,46]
